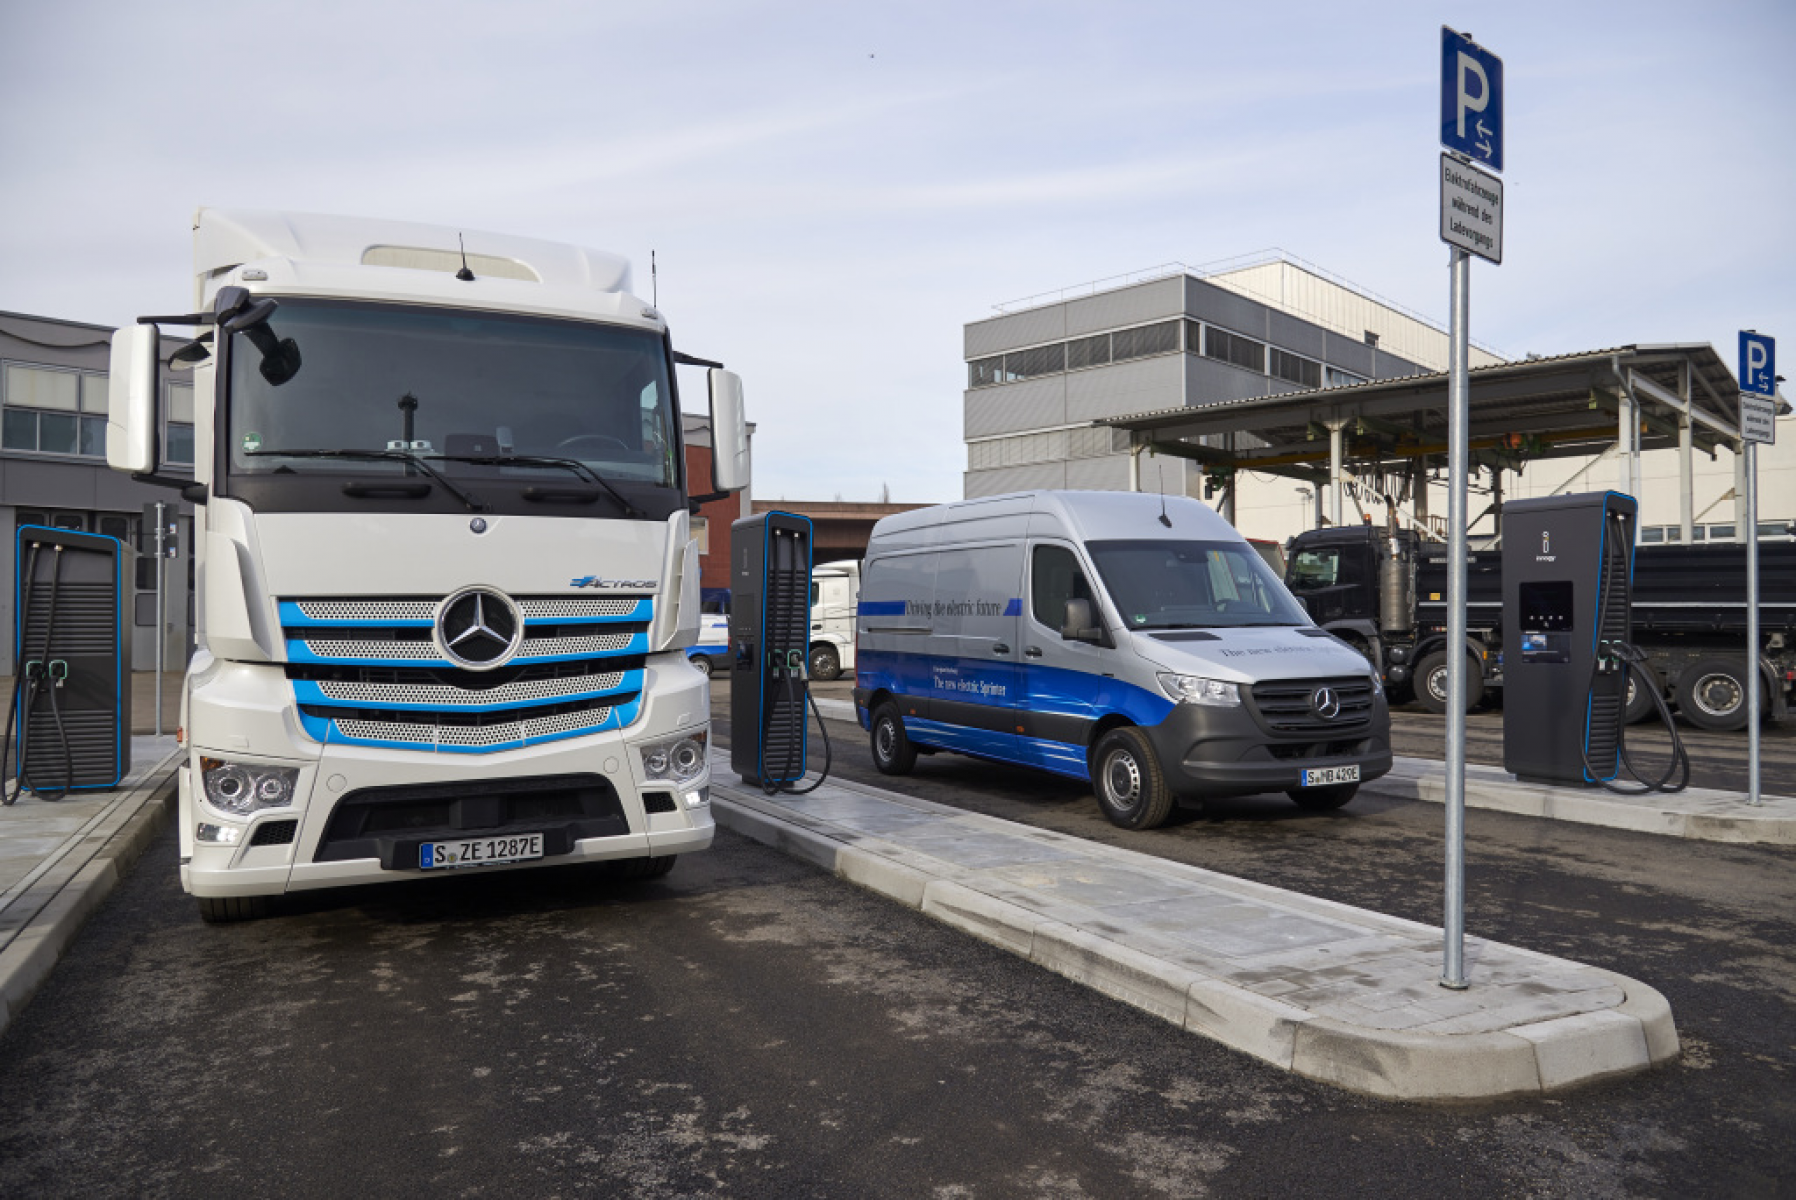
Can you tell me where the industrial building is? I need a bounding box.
[963,254,1789,545]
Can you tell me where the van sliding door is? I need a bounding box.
[911,544,1023,761]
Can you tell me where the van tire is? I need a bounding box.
[809,644,841,682]
[870,703,917,775]
[1092,727,1174,831]
[691,655,713,678]
[1287,783,1358,811]
[197,895,268,924]
[1415,650,1483,714]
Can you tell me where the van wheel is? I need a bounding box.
[1092,727,1174,831]
[1414,650,1483,715]
[1287,783,1358,811]
[197,896,268,924]
[809,644,841,682]
[691,655,713,678]
[870,703,916,775]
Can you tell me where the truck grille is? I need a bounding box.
[1248,677,1376,734]
[282,592,652,753]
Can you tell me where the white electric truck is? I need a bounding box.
[106,209,749,920]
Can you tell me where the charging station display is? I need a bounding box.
[729,511,827,790]
[4,525,133,800]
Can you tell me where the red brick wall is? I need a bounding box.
[686,442,737,592]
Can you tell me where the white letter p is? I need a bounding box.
[1457,52,1489,137]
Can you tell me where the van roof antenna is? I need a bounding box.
[1157,464,1172,527]
[455,234,475,282]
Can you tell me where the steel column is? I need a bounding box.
[1442,248,1471,990]
[1747,440,1762,805]
[1329,422,1345,527]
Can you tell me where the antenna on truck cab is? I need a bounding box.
[455,234,475,282]
[651,250,658,306]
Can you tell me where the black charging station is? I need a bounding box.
[5,525,133,801]
[1501,493,1637,786]
[729,511,820,790]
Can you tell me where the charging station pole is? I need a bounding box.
[1437,28,1504,988]
[1738,330,1777,808]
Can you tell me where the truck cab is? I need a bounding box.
[808,559,860,681]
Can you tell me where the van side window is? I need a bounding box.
[1031,545,1095,629]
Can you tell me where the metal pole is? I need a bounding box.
[153,501,165,737]
[1442,247,1471,990]
[1747,438,1761,806]
[1678,415,1695,543]
[1129,442,1142,492]
[1329,423,1344,527]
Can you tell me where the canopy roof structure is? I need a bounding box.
[1098,343,1770,487]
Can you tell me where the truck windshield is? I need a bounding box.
[1086,539,1310,629]
[225,300,678,510]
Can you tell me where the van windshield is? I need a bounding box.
[1086,539,1310,630]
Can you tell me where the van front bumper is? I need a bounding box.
[1142,701,1392,799]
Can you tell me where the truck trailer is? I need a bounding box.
[106,209,749,920]
[1284,523,1795,730]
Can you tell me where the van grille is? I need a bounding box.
[1248,677,1375,734]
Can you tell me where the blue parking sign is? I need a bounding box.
[1740,331,1776,397]
[1441,28,1503,172]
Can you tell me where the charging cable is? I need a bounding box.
[761,648,832,796]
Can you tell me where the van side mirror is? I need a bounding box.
[106,326,160,474]
[708,369,750,492]
[1060,597,1104,643]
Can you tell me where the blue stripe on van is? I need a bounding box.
[1002,598,1022,616]
[858,600,907,617]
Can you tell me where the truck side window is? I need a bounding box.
[1031,545,1095,629]
[1289,548,1339,591]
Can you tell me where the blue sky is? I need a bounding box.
[2,1,1791,504]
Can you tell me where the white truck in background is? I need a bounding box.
[107,208,749,920]
[807,559,860,680]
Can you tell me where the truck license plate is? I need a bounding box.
[1301,765,1360,788]
[420,833,544,870]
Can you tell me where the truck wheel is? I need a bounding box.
[197,896,268,924]
[1624,663,1663,724]
[1287,783,1358,811]
[1675,658,1756,731]
[809,643,841,682]
[609,855,677,880]
[691,655,713,678]
[1414,651,1484,714]
[1091,727,1174,831]
[870,702,917,775]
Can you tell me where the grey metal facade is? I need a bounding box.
[0,311,194,674]
[963,274,1424,499]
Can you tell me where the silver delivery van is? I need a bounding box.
[851,491,1392,829]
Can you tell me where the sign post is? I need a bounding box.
[1739,331,1777,808]
[1438,26,1503,991]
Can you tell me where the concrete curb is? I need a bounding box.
[713,780,1678,1102]
[0,752,181,1041]
[1365,757,1796,845]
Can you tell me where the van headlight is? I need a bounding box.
[1369,672,1385,697]
[199,757,299,816]
[1157,674,1241,707]
[639,731,708,783]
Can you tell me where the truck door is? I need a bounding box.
[1287,540,1372,624]
[918,545,1022,761]
[1017,541,1108,776]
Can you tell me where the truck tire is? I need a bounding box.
[197,895,268,924]
[870,702,917,775]
[1675,657,1757,732]
[809,643,841,682]
[1624,663,1663,725]
[1091,726,1174,831]
[1287,782,1358,811]
[608,855,677,880]
[1414,650,1484,715]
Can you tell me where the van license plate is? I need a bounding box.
[1301,765,1359,788]
[420,833,544,870]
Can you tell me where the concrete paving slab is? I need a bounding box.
[1368,756,1796,844]
[714,768,1680,1101]
[0,736,181,1041]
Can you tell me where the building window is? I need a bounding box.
[1006,343,1066,380]
[1640,526,1665,543]
[166,382,194,465]
[1707,524,1733,540]
[968,356,1003,389]
[1325,366,1367,388]
[1204,327,1265,374]
[1270,348,1322,389]
[691,517,709,555]
[1112,321,1178,362]
[3,363,108,458]
[1066,333,1111,371]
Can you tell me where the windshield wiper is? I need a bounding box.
[427,454,642,518]
[246,449,487,512]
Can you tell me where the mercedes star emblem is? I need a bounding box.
[434,587,523,670]
[1311,686,1342,720]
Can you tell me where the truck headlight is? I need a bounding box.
[639,731,708,783]
[199,757,299,816]
[1157,674,1241,707]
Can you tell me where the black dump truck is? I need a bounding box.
[1283,524,1796,730]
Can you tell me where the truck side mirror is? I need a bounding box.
[106,326,160,475]
[1061,597,1103,643]
[708,369,750,493]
